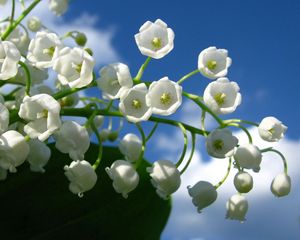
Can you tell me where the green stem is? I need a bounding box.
[134,57,151,83]
[201,110,208,137]
[135,123,146,169]
[260,147,288,174]
[146,122,159,142]
[177,69,200,85]
[183,91,224,127]
[1,0,41,40]
[18,61,31,96]
[226,123,253,144]
[10,0,16,26]
[91,121,103,170]
[180,133,196,175]
[53,81,97,100]
[175,123,188,168]
[223,119,259,127]
[214,157,232,189]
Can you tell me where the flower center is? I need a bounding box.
[132,99,142,109]
[268,128,275,134]
[214,92,226,106]
[72,62,82,74]
[160,92,172,105]
[43,46,55,57]
[213,139,224,150]
[110,79,120,87]
[207,60,217,70]
[37,109,48,119]
[151,37,162,49]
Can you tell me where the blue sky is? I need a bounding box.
[2,0,300,239]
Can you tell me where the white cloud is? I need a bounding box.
[161,126,300,240]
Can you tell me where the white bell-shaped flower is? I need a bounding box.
[226,194,248,222]
[18,93,61,141]
[0,130,29,173]
[147,160,181,199]
[234,171,253,193]
[54,121,90,161]
[105,160,139,198]
[234,144,262,171]
[14,60,49,85]
[119,133,142,163]
[198,46,232,79]
[53,47,95,88]
[27,31,63,68]
[0,40,21,80]
[270,172,291,197]
[64,160,97,196]
[1,26,30,55]
[135,19,174,59]
[27,16,42,32]
[203,77,241,114]
[206,128,238,158]
[27,139,51,173]
[187,181,217,213]
[146,77,182,116]
[258,116,287,142]
[0,167,7,180]
[0,103,9,135]
[119,83,152,123]
[97,63,133,99]
[49,0,69,16]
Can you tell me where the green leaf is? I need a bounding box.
[0,144,171,240]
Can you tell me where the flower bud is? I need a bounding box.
[105,160,139,198]
[234,144,262,170]
[258,116,287,142]
[108,131,119,142]
[99,129,110,142]
[147,160,181,199]
[64,160,97,197]
[27,16,42,32]
[226,194,248,222]
[234,171,253,193]
[74,32,87,46]
[187,181,217,213]
[119,133,142,163]
[270,173,291,197]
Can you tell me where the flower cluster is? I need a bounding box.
[0,0,291,223]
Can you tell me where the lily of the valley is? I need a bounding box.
[258,116,287,142]
[203,77,241,114]
[270,172,291,197]
[48,0,69,16]
[188,181,217,213]
[0,40,21,80]
[119,83,152,123]
[206,128,238,158]
[147,160,181,199]
[97,63,133,99]
[0,130,29,173]
[135,19,174,59]
[53,47,95,88]
[0,103,9,135]
[119,133,142,163]
[54,121,90,160]
[234,171,253,193]
[27,139,51,173]
[234,144,262,171]
[198,46,232,79]
[106,160,139,198]
[226,194,248,222]
[64,160,97,196]
[18,93,61,141]
[146,77,182,116]
[27,31,63,68]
